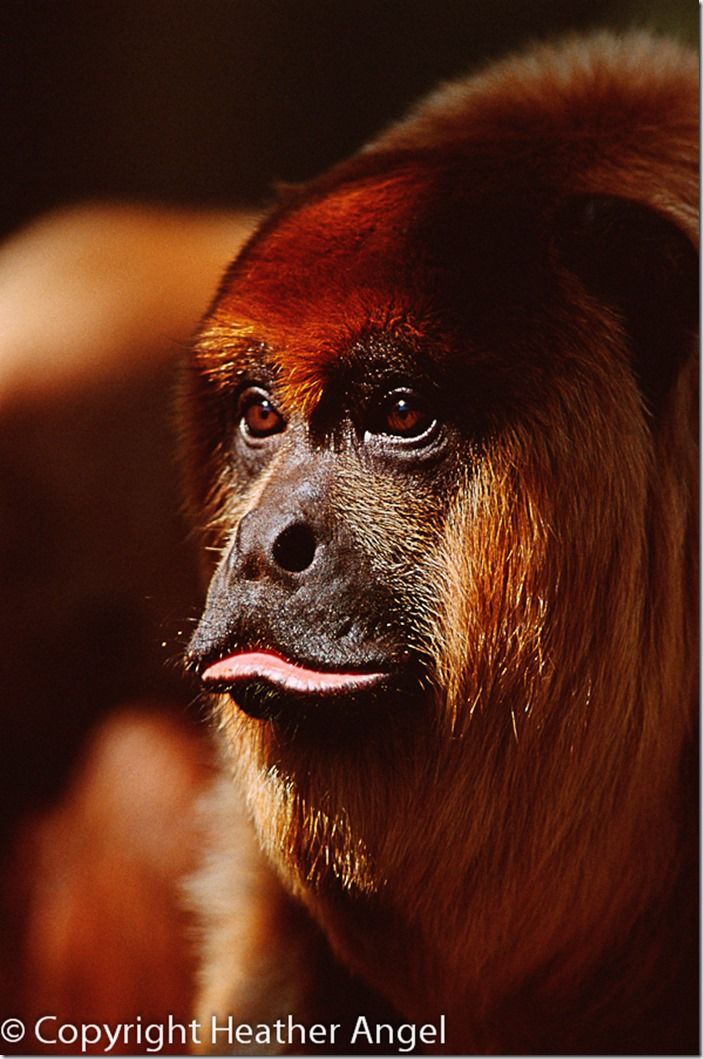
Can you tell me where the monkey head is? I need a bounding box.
[185,162,488,730]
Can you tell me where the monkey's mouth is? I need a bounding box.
[202,650,386,693]
[200,649,390,720]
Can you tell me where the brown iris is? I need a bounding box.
[239,389,285,439]
[381,393,434,438]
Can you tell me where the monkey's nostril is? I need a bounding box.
[272,522,317,573]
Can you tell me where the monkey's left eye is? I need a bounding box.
[367,390,438,443]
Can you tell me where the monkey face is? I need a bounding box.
[186,165,490,728]
[186,337,458,726]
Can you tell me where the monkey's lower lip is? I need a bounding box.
[200,650,387,697]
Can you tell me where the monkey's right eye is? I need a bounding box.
[238,388,285,441]
[364,389,440,449]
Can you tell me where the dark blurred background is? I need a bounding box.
[0,0,696,238]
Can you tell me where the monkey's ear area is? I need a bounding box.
[551,194,698,413]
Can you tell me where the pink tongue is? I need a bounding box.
[202,651,382,694]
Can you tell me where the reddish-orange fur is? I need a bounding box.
[187,33,698,1054]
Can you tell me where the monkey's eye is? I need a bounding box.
[238,387,285,441]
[367,390,437,443]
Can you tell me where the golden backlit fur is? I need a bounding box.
[187,34,698,1054]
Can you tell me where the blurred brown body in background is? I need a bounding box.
[0,207,254,1052]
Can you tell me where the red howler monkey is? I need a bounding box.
[183,34,698,1055]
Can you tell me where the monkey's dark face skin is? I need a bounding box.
[186,331,462,727]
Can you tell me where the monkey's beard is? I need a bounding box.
[244,757,378,895]
[212,687,433,900]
